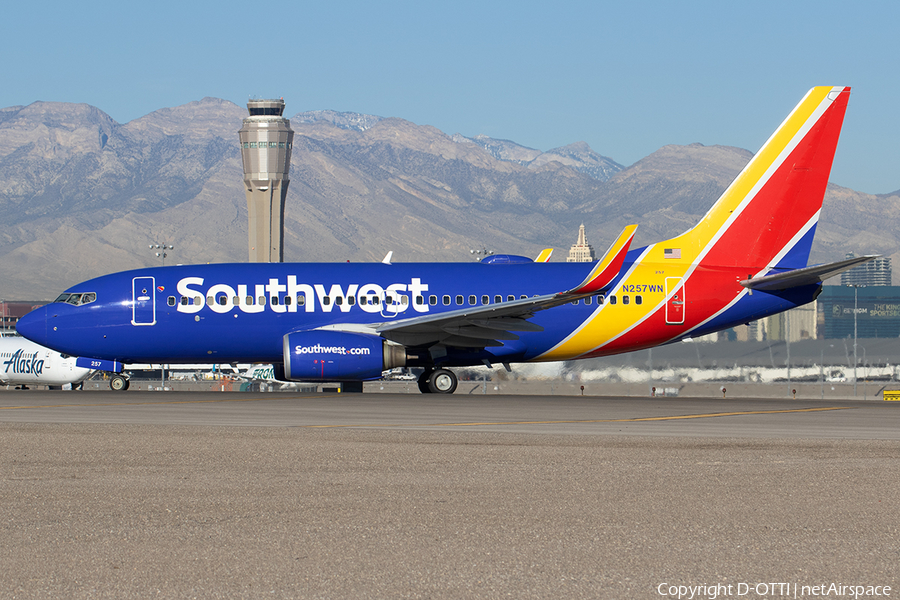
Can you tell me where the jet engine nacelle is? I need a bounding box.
[282,330,407,381]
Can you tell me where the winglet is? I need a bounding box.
[382,251,393,265]
[565,225,637,294]
[535,248,553,263]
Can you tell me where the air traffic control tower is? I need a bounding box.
[238,99,294,262]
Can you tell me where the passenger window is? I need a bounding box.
[507,295,514,302]
[416,296,423,305]
[217,296,227,306]
[585,296,592,305]
[429,295,437,305]
[636,295,642,305]
[207,296,214,306]
[520,295,527,299]
[442,295,451,306]
[285,296,292,306]
[455,295,463,305]
[323,296,331,306]
[482,295,489,305]
[194,296,202,306]
[348,296,355,306]
[469,295,476,305]
[494,295,502,304]
[246,296,254,305]
[167,296,176,306]
[623,295,630,305]
[232,297,239,305]
[258,296,266,306]
[180,297,189,306]
[401,296,408,306]
[336,297,343,306]
[297,296,305,306]
[610,296,617,305]
[271,296,279,306]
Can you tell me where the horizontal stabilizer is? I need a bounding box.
[740,255,878,291]
[565,225,637,294]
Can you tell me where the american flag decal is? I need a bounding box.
[664,248,681,259]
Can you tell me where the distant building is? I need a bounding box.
[712,303,817,343]
[840,253,891,286]
[0,301,47,332]
[238,99,294,263]
[567,224,596,262]
[817,285,900,339]
[762,303,818,341]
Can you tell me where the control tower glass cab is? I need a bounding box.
[238,99,294,263]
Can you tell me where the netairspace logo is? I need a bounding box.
[2,349,44,376]
[295,344,371,356]
[656,581,892,599]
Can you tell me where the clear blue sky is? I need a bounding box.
[4,0,898,194]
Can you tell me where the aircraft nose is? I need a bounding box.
[15,306,50,345]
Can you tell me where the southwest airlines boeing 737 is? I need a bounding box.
[16,87,873,393]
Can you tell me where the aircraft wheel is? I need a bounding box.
[428,369,458,394]
[110,375,129,391]
[417,371,433,394]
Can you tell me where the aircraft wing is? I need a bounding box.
[374,293,557,347]
[740,255,878,291]
[325,225,638,349]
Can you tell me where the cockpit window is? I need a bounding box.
[54,292,97,306]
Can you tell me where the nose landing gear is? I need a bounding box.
[109,374,130,391]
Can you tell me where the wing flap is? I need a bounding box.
[467,317,544,332]
[443,325,520,340]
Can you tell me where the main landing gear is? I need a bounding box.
[417,368,458,394]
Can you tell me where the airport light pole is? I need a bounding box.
[470,247,494,261]
[149,243,174,266]
[149,241,174,389]
[847,284,865,396]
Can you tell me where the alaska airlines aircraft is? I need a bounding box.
[0,335,93,389]
[16,87,873,394]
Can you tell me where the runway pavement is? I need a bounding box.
[2,390,899,598]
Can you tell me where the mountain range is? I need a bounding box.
[1,98,897,300]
